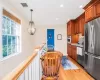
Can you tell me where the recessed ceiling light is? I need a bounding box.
[56,18,59,20]
[60,4,64,7]
[79,5,83,9]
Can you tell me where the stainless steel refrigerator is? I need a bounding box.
[84,17,100,80]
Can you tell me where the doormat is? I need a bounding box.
[62,56,79,70]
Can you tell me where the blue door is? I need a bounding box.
[47,29,54,51]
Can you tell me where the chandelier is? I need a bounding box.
[28,9,36,35]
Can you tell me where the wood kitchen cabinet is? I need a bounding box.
[67,20,75,36]
[67,44,77,61]
[84,0,100,22]
[74,13,85,35]
[79,13,85,35]
[67,44,72,57]
[67,22,71,36]
[94,0,100,17]
[75,19,79,34]
[71,45,77,61]
[85,6,95,22]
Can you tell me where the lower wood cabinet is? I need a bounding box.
[67,44,71,57]
[71,45,77,61]
[67,44,77,61]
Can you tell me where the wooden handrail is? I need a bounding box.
[2,53,37,80]
[2,44,46,80]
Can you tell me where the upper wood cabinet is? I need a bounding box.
[74,13,85,35]
[94,0,100,17]
[67,13,85,36]
[85,6,95,22]
[67,20,75,36]
[75,19,79,34]
[84,0,100,22]
[67,22,70,36]
[79,13,85,35]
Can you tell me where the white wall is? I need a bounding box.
[32,24,67,55]
[0,1,67,79]
[0,1,34,79]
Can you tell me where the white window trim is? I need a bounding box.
[0,52,20,61]
[0,11,22,61]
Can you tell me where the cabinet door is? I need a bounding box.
[71,46,73,59]
[95,1,100,17]
[67,22,71,36]
[67,44,71,57]
[70,21,75,35]
[81,16,85,35]
[78,18,82,34]
[75,21,77,34]
[75,19,79,34]
[69,45,71,57]
[71,46,77,61]
[76,21,78,34]
[79,15,85,35]
[67,44,69,56]
[67,25,69,36]
[69,23,71,35]
[73,48,77,61]
[67,22,70,36]
[85,6,95,22]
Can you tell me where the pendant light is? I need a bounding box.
[28,9,36,35]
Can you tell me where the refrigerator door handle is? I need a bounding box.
[92,55,100,59]
[91,25,95,51]
[93,25,95,52]
[85,52,90,55]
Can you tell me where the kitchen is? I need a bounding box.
[0,0,100,80]
[67,0,100,80]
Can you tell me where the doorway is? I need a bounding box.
[47,29,55,51]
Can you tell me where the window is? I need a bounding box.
[2,15,21,58]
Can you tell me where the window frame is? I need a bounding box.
[0,13,21,61]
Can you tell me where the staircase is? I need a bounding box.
[2,43,47,80]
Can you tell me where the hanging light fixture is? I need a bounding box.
[28,9,36,35]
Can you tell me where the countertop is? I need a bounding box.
[68,43,83,48]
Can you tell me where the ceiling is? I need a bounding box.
[2,0,91,25]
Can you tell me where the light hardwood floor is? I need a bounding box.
[58,56,94,80]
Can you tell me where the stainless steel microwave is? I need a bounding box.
[67,36,71,43]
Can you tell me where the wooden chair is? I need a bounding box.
[41,51,62,80]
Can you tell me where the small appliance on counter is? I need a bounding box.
[78,35,84,45]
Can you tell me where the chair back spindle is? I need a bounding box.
[41,52,62,80]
